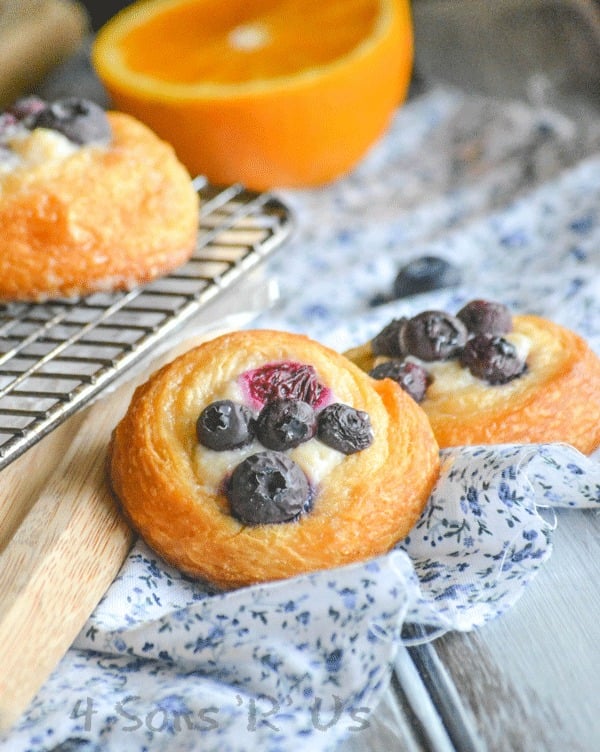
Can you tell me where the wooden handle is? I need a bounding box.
[0,0,89,107]
[0,411,89,553]
[0,329,229,733]
[0,382,135,733]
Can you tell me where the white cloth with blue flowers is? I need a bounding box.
[3,86,600,752]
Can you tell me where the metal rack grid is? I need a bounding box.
[0,178,293,472]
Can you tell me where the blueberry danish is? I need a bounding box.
[109,330,440,589]
[346,300,600,454]
[0,96,198,301]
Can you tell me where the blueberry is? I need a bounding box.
[227,451,311,524]
[7,95,47,122]
[460,334,526,384]
[255,399,316,451]
[403,310,468,361]
[196,400,255,451]
[32,97,111,145]
[392,256,461,299]
[317,403,373,454]
[371,317,408,357]
[457,299,513,336]
[369,360,430,403]
[241,361,328,408]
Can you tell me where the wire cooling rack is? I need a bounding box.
[0,178,293,471]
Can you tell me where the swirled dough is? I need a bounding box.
[0,111,198,301]
[109,329,440,589]
[346,314,600,455]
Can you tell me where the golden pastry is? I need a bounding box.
[109,329,440,590]
[345,300,600,454]
[0,96,198,301]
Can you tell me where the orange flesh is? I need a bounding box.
[92,0,413,188]
[120,0,380,85]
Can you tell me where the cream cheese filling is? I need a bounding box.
[0,128,80,175]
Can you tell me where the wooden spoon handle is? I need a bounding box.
[0,0,89,107]
[0,329,229,733]
[0,378,135,733]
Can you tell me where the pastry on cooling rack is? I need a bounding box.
[109,329,440,589]
[345,299,600,455]
[0,96,198,302]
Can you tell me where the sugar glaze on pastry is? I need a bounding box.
[345,299,600,454]
[109,330,440,590]
[0,96,199,301]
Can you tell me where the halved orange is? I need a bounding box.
[92,0,413,190]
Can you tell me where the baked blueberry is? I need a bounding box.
[403,310,468,361]
[7,95,47,122]
[317,403,373,454]
[255,398,317,451]
[227,451,311,525]
[371,317,408,357]
[196,400,255,451]
[460,334,526,384]
[32,97,112,145]
[369,360,429,403]
[241,361,329,409]
[392,256,461,299]
[457,299,512,336]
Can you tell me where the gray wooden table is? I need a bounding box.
[343,509,600,752]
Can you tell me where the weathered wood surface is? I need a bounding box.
[344,508,600,752]
[429,509,600,752]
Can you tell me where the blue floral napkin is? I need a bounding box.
[2,85,599,752]
[5,443,598,752]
